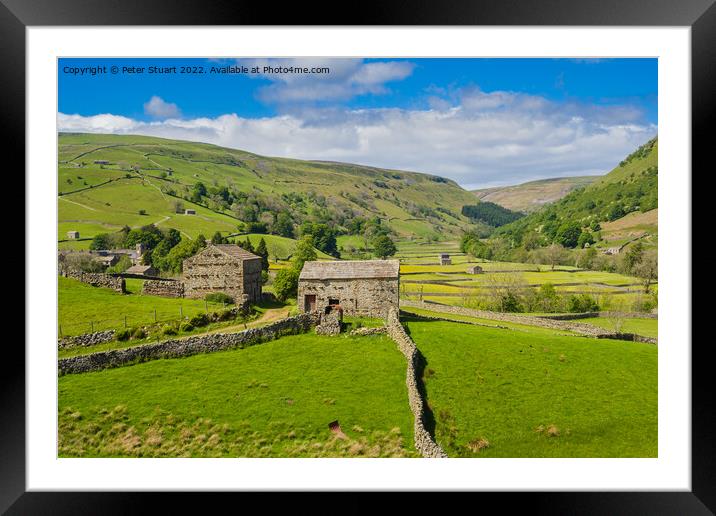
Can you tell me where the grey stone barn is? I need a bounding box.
[298,260,400,318]
[182,244,262,303]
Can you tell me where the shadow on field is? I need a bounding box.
[401,317,438,439]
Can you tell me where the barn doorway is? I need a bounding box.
[304,295,316,312]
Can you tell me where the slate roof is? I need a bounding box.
[213,244,261,261]
[299,260,400,280]
[125,265,155,274]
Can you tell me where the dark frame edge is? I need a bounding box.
[691,0,716,512]
[5,0,713,513]
[0,1,26,514]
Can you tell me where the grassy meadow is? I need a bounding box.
[58,331,417,458]
[58,276,227,337]
[403,316,657,457]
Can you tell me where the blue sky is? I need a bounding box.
[58,58,657,189]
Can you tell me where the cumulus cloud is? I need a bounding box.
[235,58,415,104]
[58,88,656,188]
[143,96,181,119]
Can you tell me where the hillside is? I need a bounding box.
[58,133,478,249]
[495,137,658,248]
[472,176,600,213]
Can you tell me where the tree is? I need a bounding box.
[372,234,396,259]
[555,221,582,248]
[191,182,207,203]
[544,243,567,271]
[173,200,185,213]
[632,250,657,292]
[273,268,299,302]
[272,212,295,238]
[292,235,317,272]
[577,230,595,249]
[301,223,338,257]
[240,237,255,254]
[255,237,270,271]
[89,233,112,251]
[211,231,226,245]
[622,241,644,274]
[106,255,133,274]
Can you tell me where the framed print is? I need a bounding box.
[4,0,711,513]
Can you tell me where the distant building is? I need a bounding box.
[439,253,452,266]
[467,265,483,274]
[298,260,400,318]
[96,255,119,268]
[66,230,80,240]
[184,209,196,215]
[604,247,621,255]
[93,160,110,165]
[125,264,158,277]
[182,244,262,303]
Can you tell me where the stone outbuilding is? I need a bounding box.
[439,253,451,265]
[125,264,158,277]
[467,265,483,274]
[184,209,196,215]
[298,259,400,318]
[66,230,80,240]
[182,243,262,303]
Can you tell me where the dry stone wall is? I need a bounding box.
[59,312,319,375]
[60,270,125,293]
[349,326,387,336]
[400,300,611,337]
[386,308,447,458]
[401,300,657,343]
[59,330,116,349]
[539,311,657,320]
[142,279,185,298]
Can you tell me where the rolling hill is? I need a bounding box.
[472,176,600,213]
[495,137,658,247]
[58,133,478,249]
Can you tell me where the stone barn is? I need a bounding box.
[125,264,158,277]
[467,265,483,274]
[182,244,262,303]
[297,260,400,318]
[439,253,451,265]
[67,230,80,239]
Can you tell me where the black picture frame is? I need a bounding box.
[4,0,709,513]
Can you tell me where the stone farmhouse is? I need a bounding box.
[182,244,262,303]
[298,259,400,318]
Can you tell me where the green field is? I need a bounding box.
[58,331,417,457]
[58,276,226,336]
[403,317,657,457]
[578,317,658,338]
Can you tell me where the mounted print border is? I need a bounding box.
[4,0,711,513]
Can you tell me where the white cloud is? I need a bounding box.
[143,96,181,119]
[235,58,416,104]
[58,89,656,188]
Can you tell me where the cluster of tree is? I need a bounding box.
[299,222,339,257]
[273,236,318,302]
[456,274,602,314]
[89,224,208,275]
[461,201,524,227]
[494,138,658,248]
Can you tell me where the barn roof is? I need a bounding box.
[212,244,261,261]
[125,264,154,274]
[299,260,400,280]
